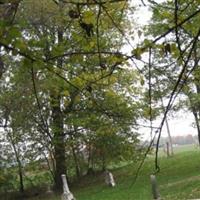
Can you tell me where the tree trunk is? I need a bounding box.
[51,94,66,191]
[156,77,173,155]
[71,145,80,178]
[189,85,200,146]
[165,118,174,155]
[14,149,24,193]
[161,98,173,156]
[101,153,106,171]
[52,3,67,189]
[87,143,92,170]
[17,157,24,193]
[166,142,170,157]
[8,132,24,193]
[192,109,200,145]
[195,84,200,145]
[87,142,95,175]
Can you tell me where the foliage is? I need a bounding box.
[0,0,145,192]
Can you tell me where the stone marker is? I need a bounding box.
[61,174,75,200]
[150,174,161,200]
[105,170,116,187]
[46,185,53,194]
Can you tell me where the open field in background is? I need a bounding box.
[6,144,200,200]
[158,144,198,157]
[172,144,198,153]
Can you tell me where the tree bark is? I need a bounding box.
[196,84,200,145]
[101,153,106,171]
[165,118,174,155]
[52,2,67,189]
[192,108,200,145]
[160,98,173,156]
[156,77,174,156]
[16,154,24,193]
[71,145,80,178]
[8,133,24,193]
[189,83,200,145]
[51,94,66,191]
[166,142,170,157]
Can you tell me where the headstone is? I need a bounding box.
[150,174,161,200]
[104,170,116,187]
[46,185,53,194]
[61,174,75,200]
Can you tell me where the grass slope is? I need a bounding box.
[31,144,200,200]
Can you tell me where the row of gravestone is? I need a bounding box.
[61,171,116,200]
[48,173,160,200]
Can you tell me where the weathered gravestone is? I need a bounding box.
[61,174,75,200]
[104,170,116,187]
[46,185,53,195]
[150,174,161,200]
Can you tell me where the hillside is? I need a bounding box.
[24,144,200,200]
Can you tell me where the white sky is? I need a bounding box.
[139,111,197,141]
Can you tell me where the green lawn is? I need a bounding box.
[29,144,200,200]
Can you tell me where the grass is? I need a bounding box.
[13,144,200,199]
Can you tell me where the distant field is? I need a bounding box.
[158,144,198,157]
[173,144,198,153]
[21,144,200,200]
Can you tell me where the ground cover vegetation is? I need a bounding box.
[5,145,200,200]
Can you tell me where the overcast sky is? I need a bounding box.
[139,112,197,141]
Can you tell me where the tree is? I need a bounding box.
[0,0,143,191]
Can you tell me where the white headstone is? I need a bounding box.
[105,171,116,187]
[61,174,75,200]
